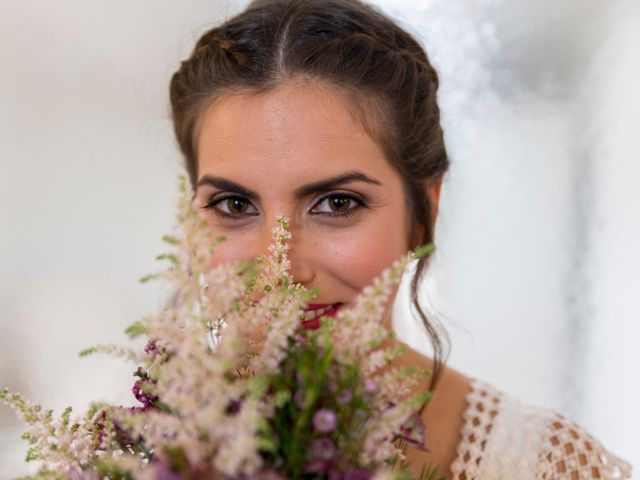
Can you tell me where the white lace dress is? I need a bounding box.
[449,379,633,479]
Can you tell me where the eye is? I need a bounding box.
[202,195,258,219]
[310,193,366,218]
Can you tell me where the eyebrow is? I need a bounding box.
[196,170,382,200]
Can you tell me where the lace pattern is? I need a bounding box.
[450,379,632,479]
[539,413,632,479]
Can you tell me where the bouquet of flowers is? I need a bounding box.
[1,176,441,480]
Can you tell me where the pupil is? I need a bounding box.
[330,196,350,212]
[229,197,247,213]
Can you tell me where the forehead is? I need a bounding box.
[195,80,392,181]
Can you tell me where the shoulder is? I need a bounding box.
[395,351,632,479]
[450,378,633,480]
[401,357,474,478]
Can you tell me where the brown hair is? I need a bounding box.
[169,0,450,391]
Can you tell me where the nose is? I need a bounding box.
[286,220,316,286]
[288,253,315,286]
[249,217,316,286]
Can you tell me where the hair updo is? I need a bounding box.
[169,0,450,391]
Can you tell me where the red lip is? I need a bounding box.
[303,303,341,311]
[250,301,343,314]
[300,303,343,330]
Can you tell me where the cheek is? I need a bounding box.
[207,234,254,268]
[316,221,409,292]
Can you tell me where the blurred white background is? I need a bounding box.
[0,0,637,477]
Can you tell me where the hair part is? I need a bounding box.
[169,0,450,391]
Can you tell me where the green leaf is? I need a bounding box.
[305,286,321,300]
[93,459,136,480]
[412,243,435,259]
[86,402,108,419]
[420,367,433,378]
[25,446,41,462]
[164,445,190,473]
[161,234,180,245]
[256,435,278,453]
[249,376,270,397]
[78,347,98,357]
[155,253,180,265]
[274,390,291,407]
[60,406,72,428]
[124,321,147,339]
[138,272,159,284]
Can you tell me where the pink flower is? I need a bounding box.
[313,408,337,433]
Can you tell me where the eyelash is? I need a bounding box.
[201,192,367,221]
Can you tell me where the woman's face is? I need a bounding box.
[195,80,420,327]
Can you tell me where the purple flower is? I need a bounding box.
[247,468,287,480]
[328,380,338,393]
[294,388,305,409]
[93,409,132,450]
[328,469,342,480]
[253,470,286,480]
[226,398,242,415]
[309,436,337,461]
[144,339,159,356]
[399,411,428,451]
[132,379,158,407]
[93,410,107,447]
[364,379,378,393]
[132,367,158,408]
[152,460,183,480]
[313,408,337,433]
[303,459,332,474]
[67,468,100,480]
[337,389,353,404]
[343,467,373,480]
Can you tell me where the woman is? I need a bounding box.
[168,0,632,478]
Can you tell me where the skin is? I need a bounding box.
[195,79,470,478]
